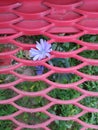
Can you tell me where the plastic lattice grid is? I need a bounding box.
[0,0,98,130]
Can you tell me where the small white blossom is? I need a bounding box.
[29,39,52,61]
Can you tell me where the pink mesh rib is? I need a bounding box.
[0,0,98,130]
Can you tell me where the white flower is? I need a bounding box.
[29,39,52,61]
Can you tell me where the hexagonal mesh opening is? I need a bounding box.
[15,96,49,108]
[15,35,49,44]
[48,104,82,117]
[15,112,49,125]
[15,81,49,92]
[48,73,81,84]
[48,88,81,100]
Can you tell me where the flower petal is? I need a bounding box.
[29,49,39,57]
[29,48,38,54]
[40,39,45,50]
[36,42,42,50]
[33,54,40,61]
[46,48,52,53]
[38,53,45,60]
[45,42,52,52]
[45,53,50,57]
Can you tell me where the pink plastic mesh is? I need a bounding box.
[0,0,98,129]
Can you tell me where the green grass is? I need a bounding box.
[79,50,98,59]
[0,120,16,130]
[79,65,98,75]
[52,42,81,52]
[0,89,17,100]
[0,74,17,84]
[80,34,98,43]
[15,81,49,92]
[48,120,82,130]
[48,88,81,100]
[15,112,49,125]
[79,81,98,92]
[15,96,49,108]
[0,105,17,116]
